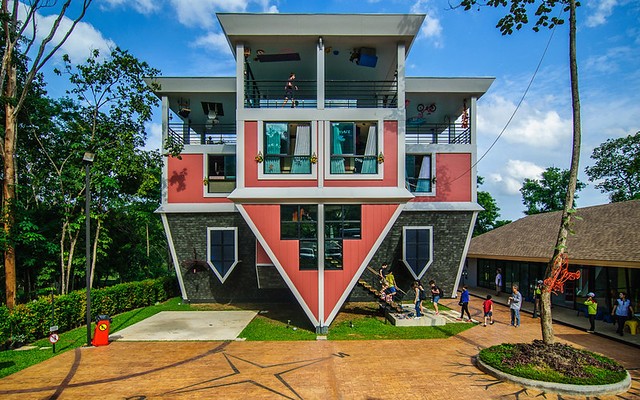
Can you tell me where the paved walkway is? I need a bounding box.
[1,298,638,399]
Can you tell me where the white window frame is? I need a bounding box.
[401,226,434,280]
[206,227,239,283]
[203,153,237,198]
[324,120,384,180]
[406,153,436,196]
[257,121,317,180]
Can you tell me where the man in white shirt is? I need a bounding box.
[495,268,502,296]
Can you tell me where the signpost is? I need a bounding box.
[49,326,59,353]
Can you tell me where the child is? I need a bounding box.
[482,294,494,326]
[584,292,597,333]
[429,280,441,315]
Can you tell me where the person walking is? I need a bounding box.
[495,268,502,296]
[482,295,494,327]
[584,292,598,333]
[282,72,298,108]
[612,292,634,336]
[457,285,471,321]
[413,281,425,319]
[532,280,543,318]
[429,280,442,315]
[508,285,522,327]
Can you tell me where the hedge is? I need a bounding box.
[0,277,177,347]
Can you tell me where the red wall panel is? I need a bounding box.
[167,155,231,204]
[411,153,472,202]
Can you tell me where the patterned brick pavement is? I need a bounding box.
[1,298,638,399]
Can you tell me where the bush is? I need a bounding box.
[0,277,177,347]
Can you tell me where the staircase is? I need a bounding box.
[357,279,404,313]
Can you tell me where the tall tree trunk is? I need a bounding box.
[540,0,582,345]
[3,64,17,309]
[64,229,79,295]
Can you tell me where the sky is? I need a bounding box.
[23,0,640,221]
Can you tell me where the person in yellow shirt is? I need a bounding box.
[584,292,598,333]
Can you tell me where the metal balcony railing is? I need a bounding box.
[168,123,237,145]
[243,79,398,109]
[405,123,471,145]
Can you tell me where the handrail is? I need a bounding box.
[406,122,471,145]
[243,79,398,109]
[168,123,237,145]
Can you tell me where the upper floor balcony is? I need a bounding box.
[244,79,398,109]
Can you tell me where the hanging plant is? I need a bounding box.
[255,151,264,163]
[310,152,318,164]
[203,178,209,186]
[377,152,385,163]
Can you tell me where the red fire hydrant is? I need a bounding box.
[91,315,112,346]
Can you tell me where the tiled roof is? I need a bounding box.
[468,200,640,267]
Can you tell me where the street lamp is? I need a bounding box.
[83,152,95,347]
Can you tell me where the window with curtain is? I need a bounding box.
[264,122,312,174]
[330,122,377,175]
[207,227,238,283]
[405,154,433,193]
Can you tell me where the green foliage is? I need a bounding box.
[520,167,585,215]
[458,0,575,35]
[479,341,627,385]
[474,176,511,236]
[0,277,177,347]
[585,131,640,202]
[327,316,472,340]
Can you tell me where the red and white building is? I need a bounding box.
[149,13,493,333]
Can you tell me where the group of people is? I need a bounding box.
[378,263,444,319]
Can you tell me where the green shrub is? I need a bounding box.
[1,277,177,347]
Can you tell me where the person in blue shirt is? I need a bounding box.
[458,285,471,321]
[612,292,634,336]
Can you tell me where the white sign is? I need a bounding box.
[49,333,59,344]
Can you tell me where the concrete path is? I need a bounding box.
[0,299,638,399]
[110,311,257,341]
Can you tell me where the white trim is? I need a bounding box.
[324,203,405,326]
[453,210,478,297]
[202,153,237,198]
[255,242,275,289]
[228,187,413,203]
[403,202,484,212]
[161,214,188,301]
[206,227,239,283]
[324,120,384,180]
[161,96,170,206]
[401,226,434,280]
[156,203,237,213]
[236,204,320,326]
[317,204,325,327]
[257,121,317,180]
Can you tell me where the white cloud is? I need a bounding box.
[144,121,162,151]
[583,46,632,74]
[489,160,545,195]
[410,0,443,47]
[100,0,159,14]
[586,0,620,28]
[168,0,278,29]
[192,32,233,55]
[478,94,571,148]
[16,3,115,64]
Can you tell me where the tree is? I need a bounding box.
[459,0,582,345]
[1,0,93,308]
[585,132,640,202]
[474,176,511,236]
[520,167,585,215]
[37,48,161,292]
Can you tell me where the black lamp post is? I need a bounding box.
[83,152,95,347]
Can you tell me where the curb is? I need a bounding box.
[475,357,632,397]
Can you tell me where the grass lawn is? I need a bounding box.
[1,298,474,378]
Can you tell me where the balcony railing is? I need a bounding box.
[243,79,397,109]
[168,123,237,145]
[405,122,471,145]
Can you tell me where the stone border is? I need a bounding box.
[476,357,631,397]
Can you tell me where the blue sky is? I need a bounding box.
[29,0,640,221]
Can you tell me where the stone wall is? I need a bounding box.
[165,212,290,302]
[348,210,474,302]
